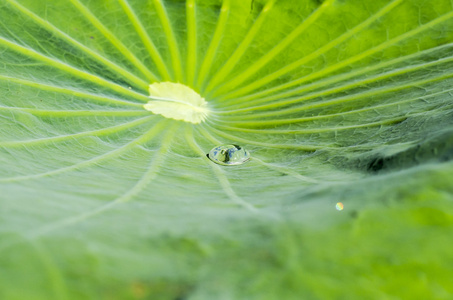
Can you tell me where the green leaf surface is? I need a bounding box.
[1,0,453,299]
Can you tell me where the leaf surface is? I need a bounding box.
[1,0,453,299]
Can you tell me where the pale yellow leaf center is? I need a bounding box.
[143,82,210,124]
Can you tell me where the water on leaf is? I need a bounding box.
[208,145,250,166]
[336,202,344,211]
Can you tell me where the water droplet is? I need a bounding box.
[336,202,344,211]
[208,145,250,166]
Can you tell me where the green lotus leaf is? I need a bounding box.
[1,0,453,299]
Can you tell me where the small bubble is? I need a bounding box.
[208,144,250,166]
[336,202,344,211]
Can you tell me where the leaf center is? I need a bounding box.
[143,82,210,124]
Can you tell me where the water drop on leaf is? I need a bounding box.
[336,202,344,211]
[208,145,250,166]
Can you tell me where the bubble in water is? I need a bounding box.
[208,145,250,166]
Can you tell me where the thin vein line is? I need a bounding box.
[223,42,453,108]
[220,70,453,120]
[0,106,148,117]
[222,10,453,104]
[215,87,453,127]
[153,0,184,82]
[251,157,318,183]
[203,0,277,94]
[0,116,153,148]
[213,0,336,97]
[0,37,150,102]
[195,0,231,90]
[218,54,453,114]
[112,121,179,204]
[4,0,150,91]
[0,118,163,183]
[210,117,408,134]
[22,121,177,239]
[118,0,172,81]
[195,124,223,145]
[69,0,159,82]
[0,75,145,107]
[219,0,403,100]
[186,0,197,86]
[185,125,258,212]
[201,123,327,151]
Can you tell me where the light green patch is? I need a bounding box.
[144,82,209,124]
